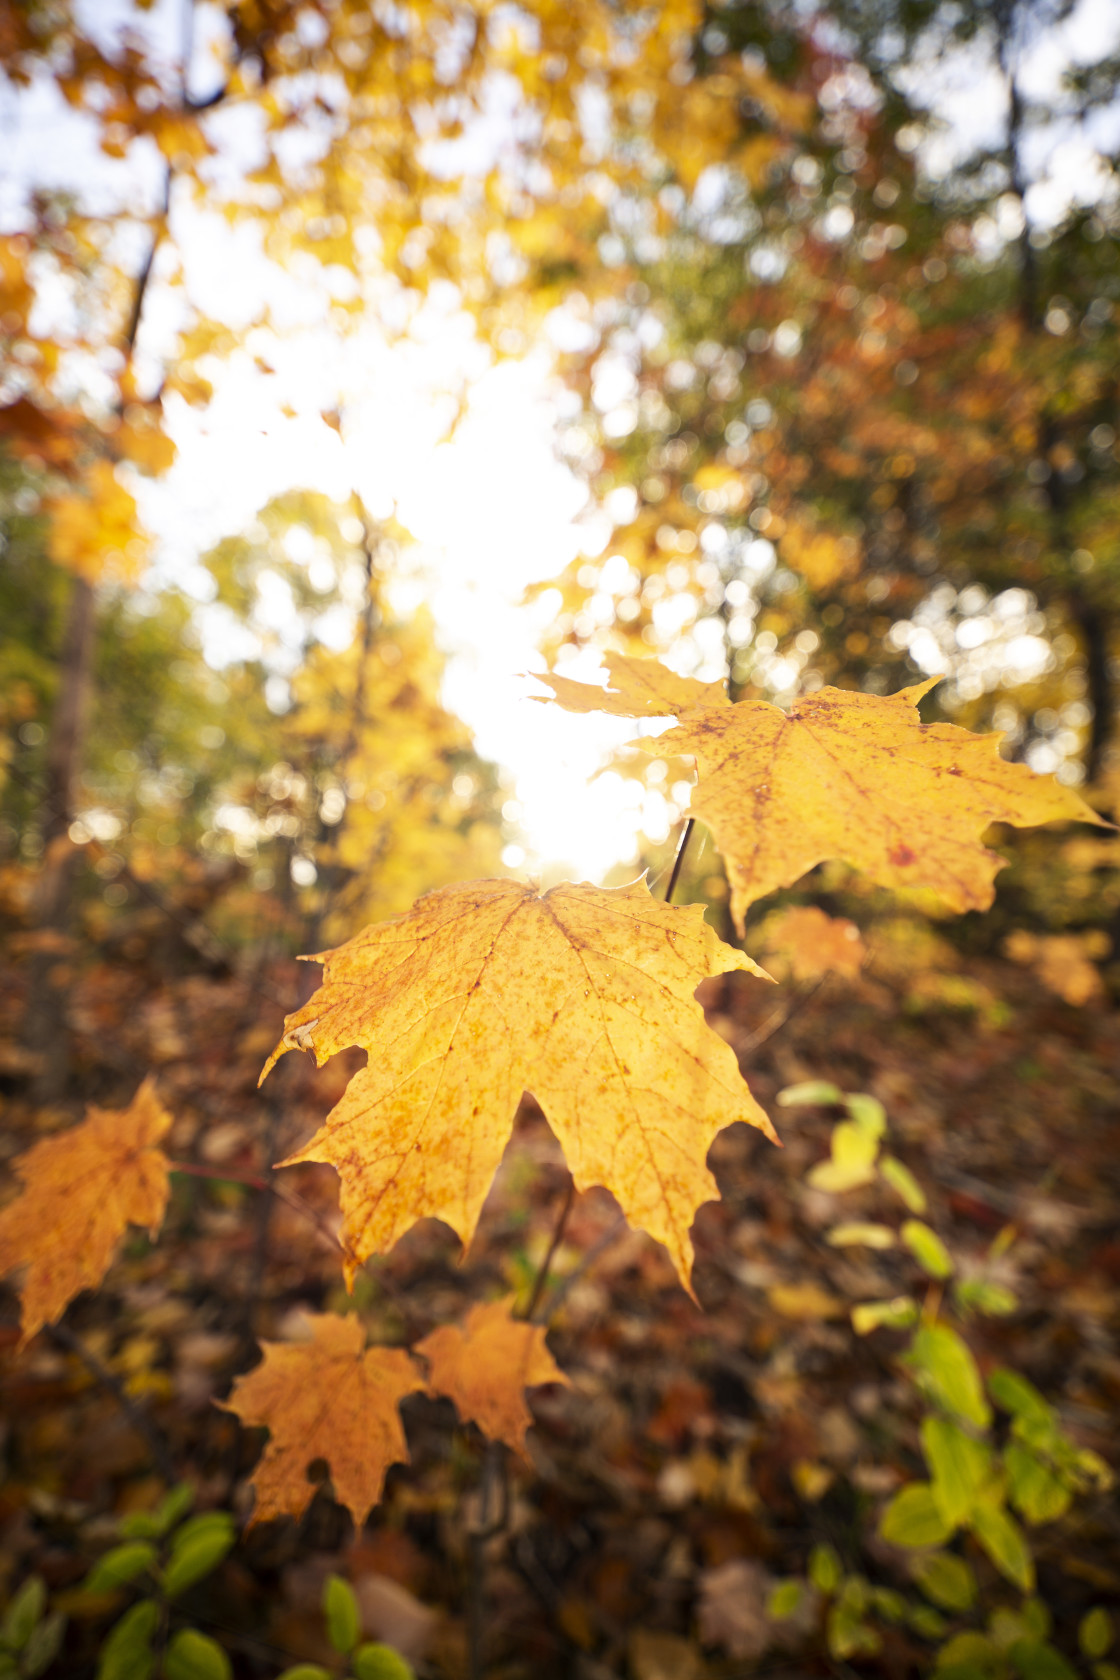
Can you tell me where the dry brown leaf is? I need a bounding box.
[222,1313,424,1527]
[264,876,775,1293]
[531,653,727,717]
[0,1076,171,1345]
[762,905,866,982]
[415,1296,568,1457]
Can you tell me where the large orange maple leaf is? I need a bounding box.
[263,876,775,1293]
[0,1077,172,1344]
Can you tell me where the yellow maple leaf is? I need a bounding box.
[222,1314,424,1527]
[0,1077,171,1345]
[264,876,775,1293]
[415,1296,568,1457]
[532,653,727,718]
[650,679,1105,929]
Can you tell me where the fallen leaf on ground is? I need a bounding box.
[222,1313,423,1526]
[264,876,775,1292]
[0,1076,171,1344]
[415,1297,568,1456]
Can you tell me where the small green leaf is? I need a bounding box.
[1009,1638,1077,1680]
[1004,1443,1070,1525]
[1093,1665,1120,1680]
[808,1119,879,1191]
[969,1503,1034,1592]
[777,1081,844,1107]
[164,1630,232,1680]
[988,1370,1053,1431]
[935,1631,1001,1673]
[880,1483,954,1548]
[910,1325,991,1429]
[954,1280,1018,1317]
[2,1578,45,1649]
[922,1417,994,1527]
[914,1552,978,1612]
[871,1586,907,1623]
[83,1543,158,1595]
[828,1222,896,1248]
[153,1484,195,1536]
[827,1604,881,1660]
[880,1154,927,1213]
[845,1093,886,1137]
[852,1295,918,1335]
[324,1575,361,1656]
[96,1600,158,1680]
[909,1603,949,1640]
[1080,1611,1113,1660]
[808,1543,841,1595]
[352,1644,415,1680]
[275,1668,332,1680]
[766,1580,803,1619]
[162,1514,235,1600]
[902,1220,954,1280]
[23,1611,65,1678]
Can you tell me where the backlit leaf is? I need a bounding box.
[969,1503,1034,1592]
[880,1483,955,1548]
[263,877,775,1294]
[0,1078,171,1344]
[533,655,728,718]
[922,1417,994,1527]
[909,1325,992,1430]
[222,1314,424,1527]
[902,1220,954,1279]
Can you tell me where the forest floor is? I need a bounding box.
[1,905,1117,1679]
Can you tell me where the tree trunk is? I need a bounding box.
[1069,592,1113,791]
[26,574,97,1099]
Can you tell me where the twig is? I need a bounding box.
[538,1214,628,1322]
[524,1179,575,1323]
[738,975,828,1054]
[169,1162,341,1257]
[47,1322,176,1483]
[467,1440,509,1680]
[662,817,695,904]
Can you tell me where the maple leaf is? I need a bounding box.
[222,1314,424,1527]
[762,906,866,983]
[415,1296,568,1457]
[540,659,1105,931]
[263,876,775,1293]
[0,1077,171,1345]
[531,653,727,718]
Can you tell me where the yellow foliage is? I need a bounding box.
[45,459,147,586]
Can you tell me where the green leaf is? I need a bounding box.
[827,1222,895,1248]
[852,1295,918,1335]
[909,1604,949,1640]
[23,1611,66,1678]
[880,1483,954,1548]
[324,1575,361,1656]
[1093,1665,1120,1680]
[936,1631,1001,1673]
[96,1600,158,1680]
[83,1543,158,1595]
[845,1093,886,1137]
[871,1586,907,1623]
[1081,1611,1114,1661]
[164,1630,232,1680]
[777,1081,844,1107]
[902,1220,954,1279]
[1009,1639,1077,1680]
[807,1119,879,1192]
[954,1280,1018,1317]
[988,1370,1053,1432]
[969,1503,1034,1592]
[162,1514,235,1600]
[1004,1443,1070,1525]
[922,1417,994,1527]
[153,1484,195,1536]
[275,1669,332,1680]
[880,1154,927,1213]
[352,1644,415,1680]
[2,1578,45,1649]
[914,1552,978,1612]
[766,1580,804,1619]
[808,1544,841,1595]
[827,1604,881,1660]
[910,1325,992,1429]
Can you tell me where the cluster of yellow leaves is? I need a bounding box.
[0,1079,171,1344]
[44,459,149,587]
[1003,929,1108,1006]
[223,1298,567,1526]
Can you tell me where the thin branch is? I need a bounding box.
[524,1178,575,1323]
[738,976,828,1055]
[47,1322,176,1483]
[662,817,695,904]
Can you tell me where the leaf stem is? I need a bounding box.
[663,817,695,904]
[524,1179,575,1323]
